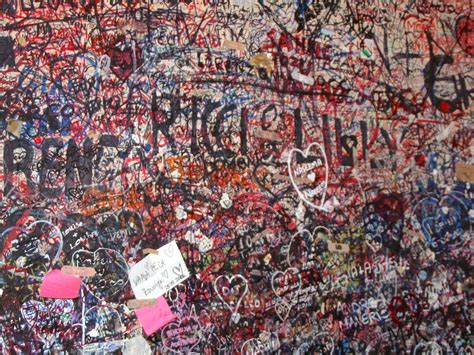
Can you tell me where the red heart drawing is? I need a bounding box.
[456,15,474,56]
[108,43,142,81]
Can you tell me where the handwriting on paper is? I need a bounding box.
[129,241,189,299]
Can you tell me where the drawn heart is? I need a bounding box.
[21,299,78,349]
[0,220,63,276]
[254,162,292,198]
[108,43,142,81]
[412,194,469,253]
[372,193,404,229]
[161,315,202,354]
[271,267,302,305]
[456,15,474,56]
[72,248,128,299]
[241,338,264,354]
[288,142,329,211]
[286,229,313,269]
[388,293,420,329]
[164,242,175,258]
[21,299,75,330]
[214,274,248,318]
[413,341,445,354]
[84,305,125,342]
[296,332,334,354]
[166,283,188,303]
[172,264,185,278]
[286,226,335,270]
[274,301,292,321]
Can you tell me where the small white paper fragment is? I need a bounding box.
[80,335,151,355]
[129,241,190,299]
[291,70,314,85]
[122,335,152,355]
[230,0,255,8]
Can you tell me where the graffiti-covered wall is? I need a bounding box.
[0,0,472,353]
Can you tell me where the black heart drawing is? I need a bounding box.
[254,162,292,199]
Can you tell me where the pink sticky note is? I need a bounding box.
[135,296,176,336]
[39,269,81,299]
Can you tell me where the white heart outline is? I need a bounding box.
[271,267,302,321]
[161,315,203,354]
[83,304,126,342]
[21,299,74,329]
[0,220,63,276]
[274,301,291,321]
[271,267,302,301]
[413,341,446,354]
[72,247,129,300]
[296,332,334,355]
[287,142,330,212]
[214,274,248,320]
[240,338,264,355]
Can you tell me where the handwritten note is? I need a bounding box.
[135,296,176,336]
[129,241,189,299]
[39,269,81,299]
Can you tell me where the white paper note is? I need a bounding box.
[291,70,315,85]
[129,241,189,299]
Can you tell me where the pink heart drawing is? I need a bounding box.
[287,142,330,212]
[161,315,202,354]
